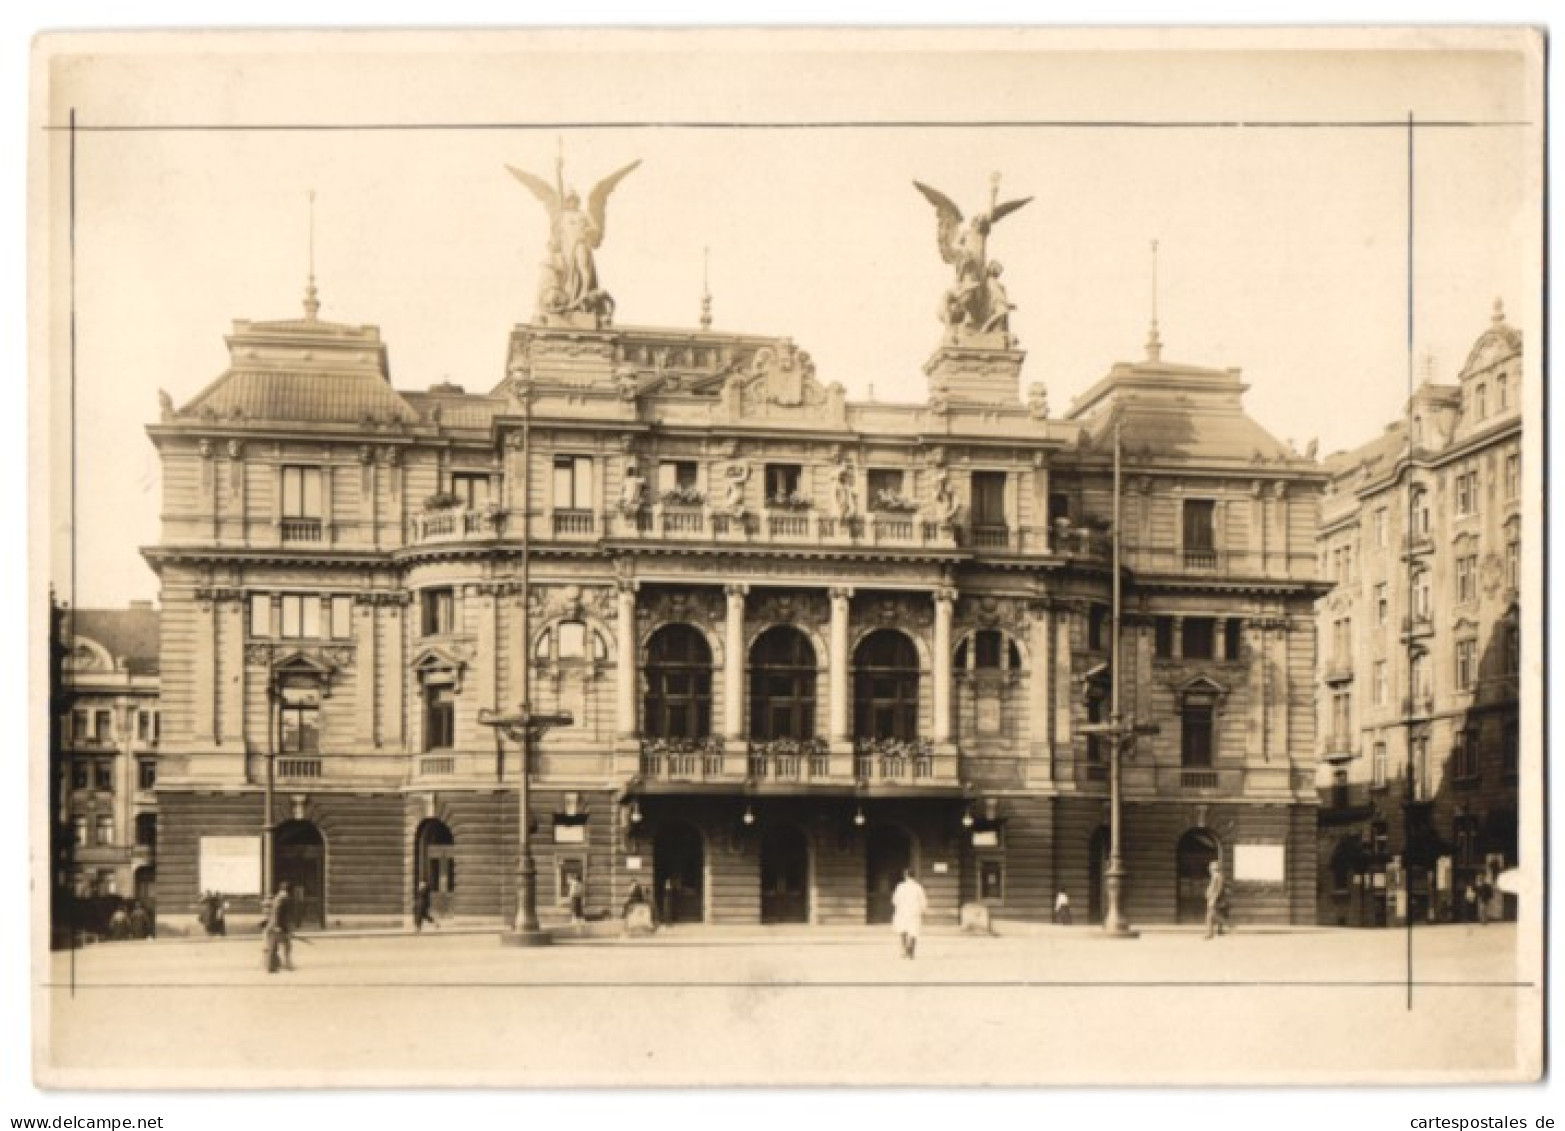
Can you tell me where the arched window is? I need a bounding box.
[749,626,817,740]
[853,629,920,741]
[643,625,713,739]
[954,628,1022,672]
[534,619,608,663]
[1410,487,1431,538]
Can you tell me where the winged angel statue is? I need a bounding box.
[508,157,642,326]
[914,175,1032,343]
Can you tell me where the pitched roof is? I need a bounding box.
[181,368,421,426]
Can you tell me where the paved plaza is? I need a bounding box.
[39,921,1536,1087]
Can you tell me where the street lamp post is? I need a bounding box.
[479,704,572,944]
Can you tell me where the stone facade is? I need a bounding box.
[1314,303,1522,927]
[144,222,1329,932]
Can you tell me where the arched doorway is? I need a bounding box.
[653,822,705,925]
[274,820,326,929]
[415,819,456,918]
[865,824,913,924]
[760,824,810,924]
[1175,829,1221,925]
[1088,826,1110,925]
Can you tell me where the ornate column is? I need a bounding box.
[616,581,639,739]
[1053,602,1073,748]
[1027,600,1052,772]
[828,588,853,744]
[724,585,747,741]
[933,588,955,745]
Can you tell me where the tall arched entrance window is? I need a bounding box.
[1175,829,1221,925]
[853,629,920,740]
[749,626,817,740]
[643,625,713,739]
[274,819,326,929]
[414,818,456,917]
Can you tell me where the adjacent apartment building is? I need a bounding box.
[143,180,1330,932]
[1315,302,1522,926]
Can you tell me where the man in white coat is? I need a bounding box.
[891,868,929,960]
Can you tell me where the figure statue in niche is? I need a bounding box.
[914,174,1032,342]
[507,155,642,325]
[931,467,960,525]
[619,459,646,515]
[722,461,750,517]
[832,460,859,521]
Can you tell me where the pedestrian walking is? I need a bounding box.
[566,874,585,927]
[107,904,131,942]
[890,868,929,960]
[128,902,151,940]
[661,875,678,927]
[1475,877,1494,926]
[262,884,294,973]
[213,893,228,936]
[1464,882,1478,923]
[1053,890,1073,926]
[1204,860,1230,939]
[413,881,439,932]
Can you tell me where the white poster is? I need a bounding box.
[198,835,262,895]
[1233,844,1286,884]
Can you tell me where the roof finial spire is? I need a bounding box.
[1492,296,1506,324]
[700,246,712,331]
[1145,238,1163,362]
[302,189,320,321]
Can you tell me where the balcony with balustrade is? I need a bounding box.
[630,735,960,793]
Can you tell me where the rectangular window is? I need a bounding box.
[1183,499,1217,553]
[1412,736,1431,800]
[279,687,321,754]
[1181,702,1215,767]
[94,710,112,742]
[330,595,353,640]
[72,708,89,743]
[1455,639,1477,690]
[73,816,88,847]
[867,468,906,507]
[1087,605,1108,652]
[658,460,700,493]
[1504,452,1520,500]
[1375,583,1389,626]
[1497,374,1509,411]
[250,593,272,637]
[1374,508,1388,548]
[421,588,454,636]
[1456,556,1476,604]
[1181,617,1215,661]
[1048,491,1072,524]
[71,760,88,790]
[1506,539,1519,589]
[1372,661,1387,706]
[1154,617,1173,659]
[970,471,1008,528]
[552,455,595,510]
[1371,742,1388,788]
[1453,727,1478,780]
[764,463,803,504]
[281,466,324,519]
[137,758,156,790]
[95,760,114,791]
[1224,619,1242,660]
[280,595,321,639]
[424,685,456,751]
[451,472,491,510]
[95,814,114,847]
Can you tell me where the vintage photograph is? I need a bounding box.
[28,27,1544,1095]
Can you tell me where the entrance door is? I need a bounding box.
[866,825,912,924]
[275,820,325,929]
[761,825,810,924]
[1176,829,1220,925]
[416,819,456,917]
[653,822,705,925]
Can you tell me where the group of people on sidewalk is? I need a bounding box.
[105,901,154,941]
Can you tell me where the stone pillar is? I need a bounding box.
[1214,617,1228,661]
[933,588,955,745]
[617,582,639,739]
[724,585,747,741]
[1028,601,1052,764]
[1053,604,1073,747]
[355,598,377,746]
[1172,615,1185,660]
[828,588,853,743]
[219,595,244,747]
[386,599,406,746]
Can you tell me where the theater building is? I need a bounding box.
[145,178,1328,931]
[1314,303,1522,927]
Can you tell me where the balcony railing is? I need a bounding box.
[552,509,596,536]
[419,755,456,777]
[280,518,323,543]
[276,757,323,780]
[1323,659,1356,684]
[1183,549,1219,571]
[1400,614,1434,640]
[407,508,502,545]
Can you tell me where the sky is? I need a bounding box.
[40,31,1540,611]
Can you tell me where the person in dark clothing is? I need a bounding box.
[413,881,439,932]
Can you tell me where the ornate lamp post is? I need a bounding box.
[480,704,572,944]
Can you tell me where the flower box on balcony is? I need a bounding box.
[766,493,813,511]
[660,486,706,507]
[871,491,920,514]
[422,490,464,513]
